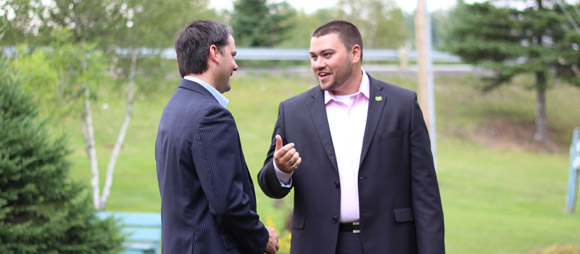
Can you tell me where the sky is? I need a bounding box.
[208,0,484,14]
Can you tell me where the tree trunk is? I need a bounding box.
[99,48,137,209]
[534,71,549,142]
[533,0,549,143]
[80,85,101,209]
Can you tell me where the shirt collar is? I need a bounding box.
[324,69,370,104]
[183,76,229,108]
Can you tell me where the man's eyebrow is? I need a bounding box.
[310,49,334,55]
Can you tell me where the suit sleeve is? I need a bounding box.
[409,93,445,253]
[258,102,292,199]
[191,105,269,254]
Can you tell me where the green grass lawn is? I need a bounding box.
[59,70,580,253]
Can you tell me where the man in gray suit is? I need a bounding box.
[258,20,444,254]
[156,20,278,254]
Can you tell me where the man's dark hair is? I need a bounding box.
[312,20,363,60]
[175,20,233,77]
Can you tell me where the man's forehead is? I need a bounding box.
[226,35,236,50]
[310,34,343,50]
[227,35,235,45]
[312,32,340,41]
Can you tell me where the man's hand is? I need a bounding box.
[274,135,302,173]
[265,226,279,254]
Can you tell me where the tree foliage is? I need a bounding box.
[43,0,127,47]
[3,0,219,210]
[0,0,44,46]
[10,31,108,124]
[231,0,296,47]
[337,0,408,49]
[0,0,128,49]
[113,0,219,95]
[276,8,336,49]
[445,0,580,142]
[277,0,408,50]
[429,9,451,50]
[0,59,124,254]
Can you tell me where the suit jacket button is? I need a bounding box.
[332,216,338,223]
[334,181,340,188]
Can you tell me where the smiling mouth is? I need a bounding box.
[318,72,330,79]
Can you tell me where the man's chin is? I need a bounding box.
[319,81,334,91]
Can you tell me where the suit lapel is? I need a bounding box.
[360,75,387,166]
[307,88,339,172]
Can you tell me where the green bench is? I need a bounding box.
[96,212,161,254]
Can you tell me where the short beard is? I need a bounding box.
[325,61,353,93]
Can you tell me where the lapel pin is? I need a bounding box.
[375,96,383,102]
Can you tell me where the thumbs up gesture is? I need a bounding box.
[274,135,302,173]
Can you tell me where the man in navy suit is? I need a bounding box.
[258,20,445,253]
[156,20,278,254]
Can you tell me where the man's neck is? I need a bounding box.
[186,73,215,90]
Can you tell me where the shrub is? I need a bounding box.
[0,59,125,254]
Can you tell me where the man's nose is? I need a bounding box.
[311,57,325,69]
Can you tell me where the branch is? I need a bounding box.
[99,48,137,209]
[81,85,101,210]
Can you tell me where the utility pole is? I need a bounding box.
[415,0,437,164]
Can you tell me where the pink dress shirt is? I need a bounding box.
[324,71,369,222]
[275,70,370,223]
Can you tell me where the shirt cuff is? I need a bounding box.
[273,160,293,187]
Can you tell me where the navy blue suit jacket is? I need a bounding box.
[156,79,268,254]
[258,74,445,253]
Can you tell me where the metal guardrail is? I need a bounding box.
[159,48,461,62]
[3,46,462,62]
[2,46,461,63]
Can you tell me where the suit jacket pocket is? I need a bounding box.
[381,130,405,141]
[393,208,415,223]
[220,233,239,250]
[292,215,305,230]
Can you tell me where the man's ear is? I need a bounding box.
[209,45,220,65]
[351,44,361,63]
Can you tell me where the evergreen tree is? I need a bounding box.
[445,0,580,143]
[231,0,295,47]
[0,60,124,254]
